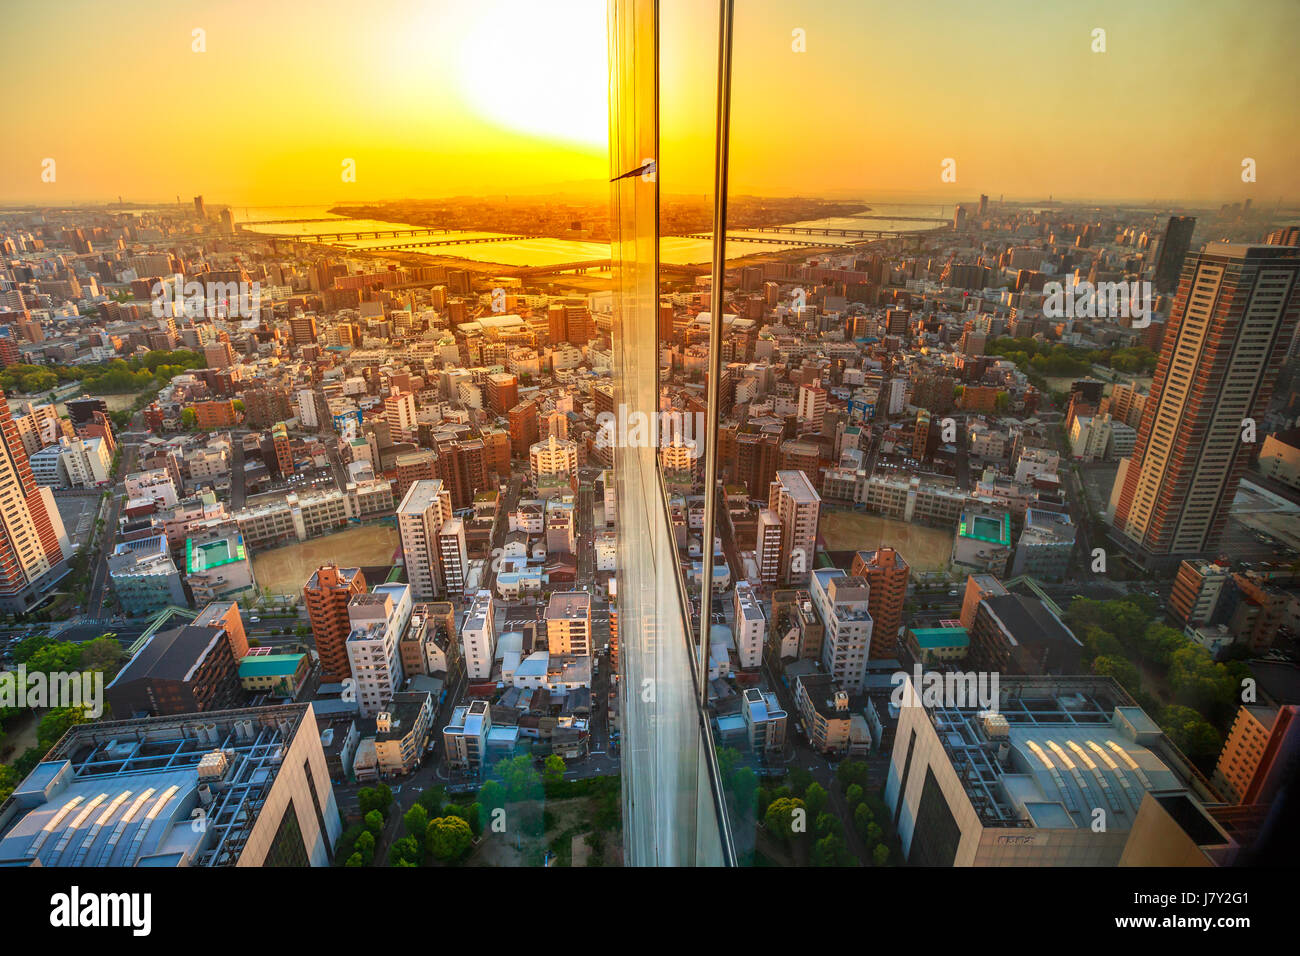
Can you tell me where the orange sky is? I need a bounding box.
[2,0,1296,206]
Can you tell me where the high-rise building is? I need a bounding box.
[796,384,827,433]
[769,469,821,586]
[304,564,367,683]
[733,581,765,669]
[272,421,293,478]
[530,434,579,486]
[508,400,540,457]
[461,590,495,680]
[733,429,780,501]
[437,517,468,596]
[1111,244,1300,564]
[545,591,592,656]
[850,547,910,659]
[0,394,65,610]
[810,569,873,694]
[396,479,455,600]
[1152,215,1197,293]
[1212,704,1300,805]
[435,438,488,510]
[0,704,341,866]
[289,313,318,348]
[755,509,782,587]
[345,584,411,717]
[384,389,418,442]
[486,372,519,415]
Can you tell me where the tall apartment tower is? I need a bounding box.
[0,397,65,610]
[397,479,455,600]
[289,313,318,349]
[755,509,782,587]
[303,564,367,682]
[769,469,821,586]
[272,421,293,478]
[435,438,487,511]
[1112,243,1300,564]
[437,517,468,597]
[850,547,910,659]
[1152,215,1197,294]
[796,384,827,434]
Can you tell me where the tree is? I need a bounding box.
[417,785,446,817]
[443,801,483,837]
[388,835,421,867]
[731,767,758,817]
[814,812,841,838]
[477,780,506,813]
[804,782,828,818]
[872,843,890,866]
[812,832,850,867]
[786,767,813,797]
[359,783,394,817]
[836,759,869,790]
[845,783,864,808]
[763,797,805,842]
[10,634,53,664]
[542,754,566,786]
[1091,655,1141,696]
[1161,705,1223,762]
[181,408,197,429]
[716,746,740,785]
[38,707,90,749]
[403,804,428,846]
[364,809,384,836]
[354,830,376,865]
[1080,625,1124,663]
[495,754,542,802]
[80,635,125,675]
[853,802,873,838]
[426,816,473,862]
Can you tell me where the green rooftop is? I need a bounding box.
[186,535,247,574]
[959,512,1011,546]
[239,654,305,678]
[909,627,970,648]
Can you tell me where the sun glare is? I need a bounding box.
[455,0,609,149]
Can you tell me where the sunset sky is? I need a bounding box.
[2,0,1296,206]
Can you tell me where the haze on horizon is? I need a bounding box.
[2,0,1296,207]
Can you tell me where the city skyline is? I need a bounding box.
[0,0,1296,897]
[3,0,1299,204]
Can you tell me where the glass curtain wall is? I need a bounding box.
[608,0,728,866]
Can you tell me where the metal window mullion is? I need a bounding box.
[697,0,734,709]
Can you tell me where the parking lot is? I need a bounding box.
[53,494,101,554]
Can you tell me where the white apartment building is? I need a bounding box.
[811,568,874,694]
[733,581,766,669]
[462,590,496,680]
[397,479,455,600]
[530,434,579,484]
[345,583,412,718]
[770,470,821,586]
[545,591,592,657]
